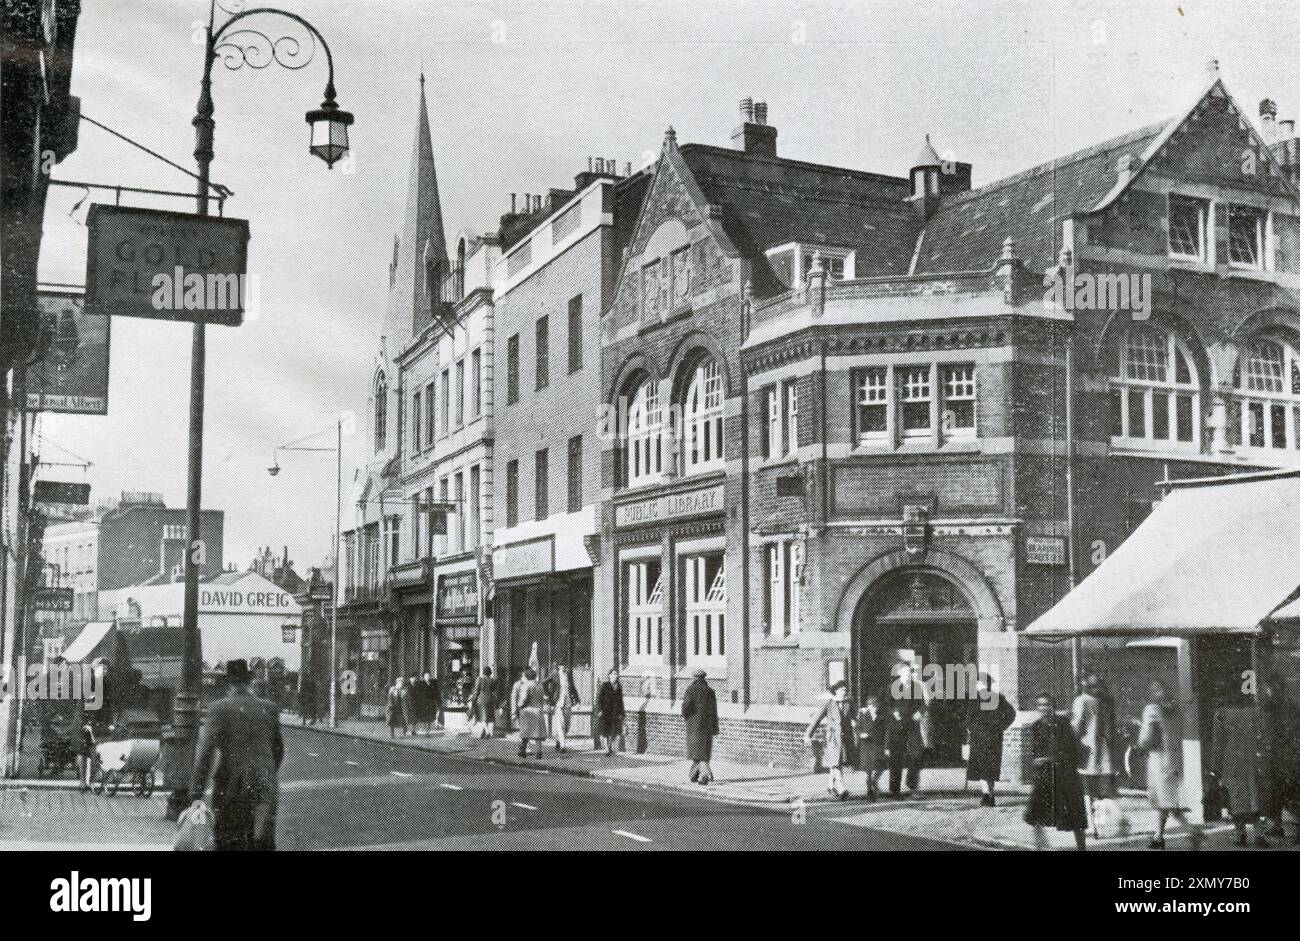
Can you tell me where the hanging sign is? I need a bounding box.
[85,204,251,326]
[24,291,109,414]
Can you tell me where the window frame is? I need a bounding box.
[681,358,725,476]
[568,294,583,374]
[682,552,726,668]
[566,434,583,514]
[534,447,549,522]
[1233,338,1300,453]
[1226,204,1268,271]
[1110,326,1201,450]
[625,378,663,488]
[535,314,550,391]
[505,460,519,528]
[1167,194,1210,263]
[506,333,520,406]
[625,558,665,664]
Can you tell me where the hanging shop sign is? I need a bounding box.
[436,570,479,621]
[34,480,91,506]
[85,204,251,326]
[33,586,75,612]
[24,291,109,415]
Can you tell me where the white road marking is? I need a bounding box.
[612,829,651,843]
[440,783,463,791]
[344,760,360,767]
[306,753,320,758]
[390,771,413,777]
[510,801,538,810]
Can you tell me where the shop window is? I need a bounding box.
[1110,326,1199,449]
[1168,194,1209,262]
[626,559,663,662]
[681,357,724,474]
[684,554,726,665]
[1232,339,1300,452]
[625,378,663,487]
[764,540,802,638]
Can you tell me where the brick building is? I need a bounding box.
[491,164,648,708]
[598,72,1300,775]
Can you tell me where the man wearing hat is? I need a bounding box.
[191,659,285,850]
[682,668,719,785]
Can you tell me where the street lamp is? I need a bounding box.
[267,419,345,729]
[168,0,354,821]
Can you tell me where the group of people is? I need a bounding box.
[1024,672,1300,851]
[509,664,585,756]
[384,674,444,737]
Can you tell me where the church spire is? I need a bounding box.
[383,76,448,343]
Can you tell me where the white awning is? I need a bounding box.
[63,622,114,662]
[1026,471,1300,639]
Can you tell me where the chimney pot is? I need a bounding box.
[754,101,768,125]
[588,156,594,172]
[510,193,517,213]
[624,161,632,176]
[740,97,754,122]
[1260,98,1279,119]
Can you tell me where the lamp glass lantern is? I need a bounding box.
[306,88,353,169]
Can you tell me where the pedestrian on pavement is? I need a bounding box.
[806,681,857,800]
[881,663,928,796]
[386,677,408,738]
[1261,675,1300,844]
[298,675,318,726]
[424,672,444,731]
[1138,679,1204,850]
[682,668,719,785]
[1024,693,1087,851]
[883,693,926,797]
[409,674,429,734]
[512,669,547,758]
[1210,691,1273,848]
[545,665,580,753]
[1072,671,1121,833]
[469,667,497,738]
[191,659,285,851]
[596,669,625,756]
[966,672,1016,807]
[856,695,888,801]
[405,674,422,732]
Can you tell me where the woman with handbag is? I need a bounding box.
[1139,680,1204,849]
[805,681,857,800]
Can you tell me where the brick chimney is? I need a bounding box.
[731,97,777,158]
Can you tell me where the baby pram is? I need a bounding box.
[91,738,160,797]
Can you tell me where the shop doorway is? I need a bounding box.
[854,570,979,766]
[438,640,476,710]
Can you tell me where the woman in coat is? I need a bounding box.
[1072,672,1121,834]
[511,668,547,759]
[468,667,497,738]
[682,669,719,785]
[1024,693,1087,851]
[805,682,857,800]
[1210,694,1273,847]
[385,677,407,738]
[545,665,580,753]
[1139,679,1204,849]
[595,669,626,756]
[966,673,1017,807]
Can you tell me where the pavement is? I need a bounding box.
[4,712,1298,851]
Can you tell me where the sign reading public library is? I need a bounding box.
[615,484,725,528]
[85,204,251,327]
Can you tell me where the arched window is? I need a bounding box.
[1110,326,1199,448]
[1231,338,1300,451]
[681,357,724,474]
[374,372,388,454]
[624,378,662,487]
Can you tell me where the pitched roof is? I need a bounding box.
[677,143,920,292]
[913,121,1166,275]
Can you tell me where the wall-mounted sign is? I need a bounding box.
[1026,536,1067,566]
[85,204,251,326]
[282,625,297,644]
[24,291,109,414]
[437,570,479,620]
[34,480,91,506]
[615,483,724,528]
[33,586,74,612]
[493,536,554,582]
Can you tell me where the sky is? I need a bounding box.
[36,0,1300,572]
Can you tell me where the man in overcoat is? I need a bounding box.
[682,669,719,785]
[192,659,285,851]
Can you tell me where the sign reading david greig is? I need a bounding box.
[85,204,251,326]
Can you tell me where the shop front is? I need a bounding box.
[493,534,595,702]
[1026,470,1300,822]
[434,566,482,712]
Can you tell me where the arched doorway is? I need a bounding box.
[854,569,978,765]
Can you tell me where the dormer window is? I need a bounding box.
[765,243,854,290]
[1168,195,1209,262]
[1227,205,1267,270]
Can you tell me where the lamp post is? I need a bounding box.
[168,0,353,820]
[267,418,344,728]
